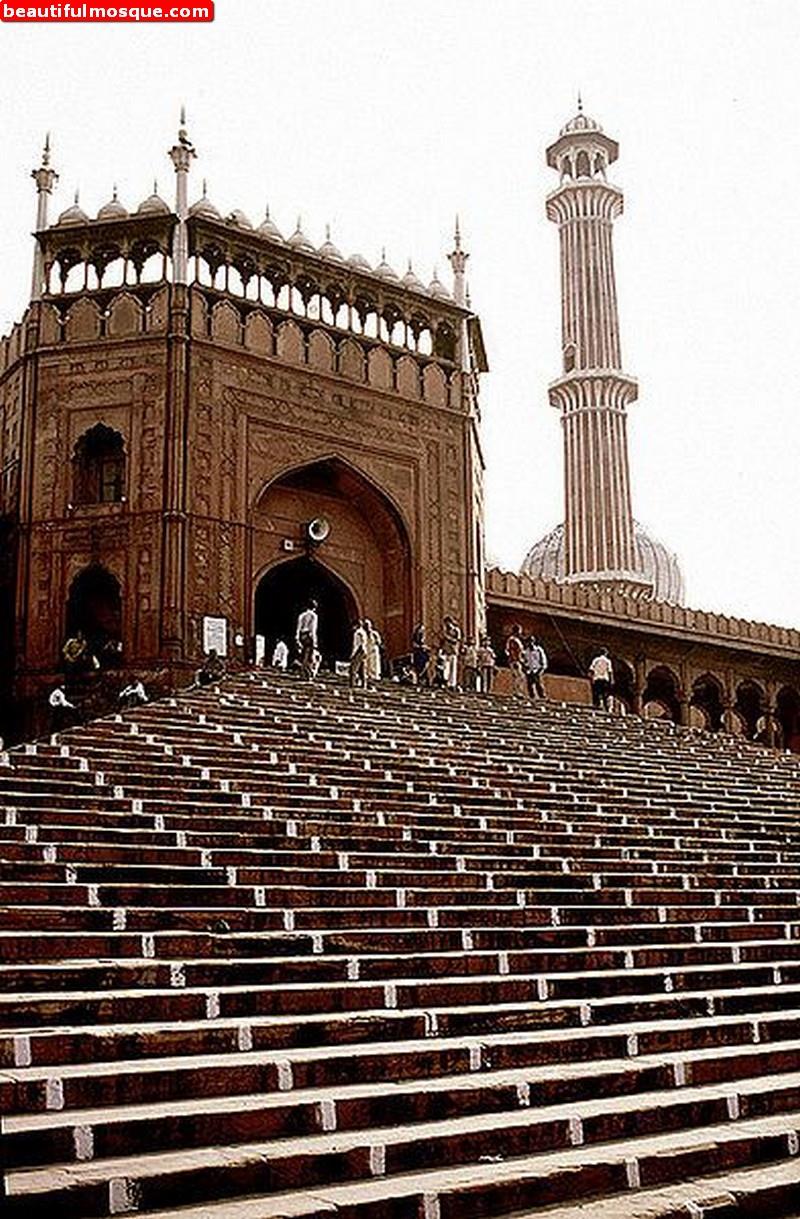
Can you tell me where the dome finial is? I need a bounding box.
[577,90,583,113]
[325,223,331,240]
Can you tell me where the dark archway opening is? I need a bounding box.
[255,557,358,669]
[73,424,126,505]
[65,565,123,664]
[691,674,724,732]
[642,665,682,723]
[777,686,800,752]
[735,680,764,740]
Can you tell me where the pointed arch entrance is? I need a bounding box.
[255,557,358,668]
[252,456,413,661]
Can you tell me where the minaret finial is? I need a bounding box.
[43,132,51,164]
[454,214,462,250]
[180,103,186,127]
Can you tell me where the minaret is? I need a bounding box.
[546,105,645,590]
[448,217,470,373]
[168,106,196,284]
[30,134,58,301]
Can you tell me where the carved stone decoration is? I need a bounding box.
[190,290,209,338]
[423,363,447,408]
[147,287,169,333]
[244,311,273,355]
[338,337,366,382]
[308,329,335,373]
[39,303,62,346]
[276,320,304,365]
[396,355,421,400]
[211,300,241,346]
[65,298,102,343]
[107,293,143,339]
[368,347,393,391]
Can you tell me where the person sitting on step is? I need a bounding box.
[198,648,226,687]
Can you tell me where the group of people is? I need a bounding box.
[263,601,617,710]
[409,619,496,692]
[49,599,618,735]
[62,629,123,674]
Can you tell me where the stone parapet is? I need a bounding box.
[486,567,800,659]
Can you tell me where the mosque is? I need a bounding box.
[1,107,799,746]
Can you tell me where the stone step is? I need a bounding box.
[6,1108,800,1217]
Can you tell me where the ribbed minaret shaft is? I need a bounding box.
[546,111,645,589]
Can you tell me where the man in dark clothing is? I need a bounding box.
[523,635,548,700]
[198,649,226,687]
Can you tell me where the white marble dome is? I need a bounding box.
[560,111,603,136]
[521,520,685,605]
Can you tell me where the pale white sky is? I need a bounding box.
[2,0,799,627]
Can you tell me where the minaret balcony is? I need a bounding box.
[548,368,638,413]
[546,181,624,224]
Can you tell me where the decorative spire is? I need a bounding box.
[169,108,196,283]
[448,215,469,306]
[30,133,58,300]
[577,90,583,113]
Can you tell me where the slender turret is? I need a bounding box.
[30,134,58,301]
[168,106,196,283]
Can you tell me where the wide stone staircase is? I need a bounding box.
[2,673,800,1217]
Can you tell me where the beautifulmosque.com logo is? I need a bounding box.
[2,2,214,18]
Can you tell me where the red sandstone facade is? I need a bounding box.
[0,123,487,736]
[0,114,798,748]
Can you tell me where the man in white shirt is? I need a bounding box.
[589,648,614,711]
[441,616,462,689]
[296,600,319,679]
[271,639,289,671]
[349,620,368,689]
